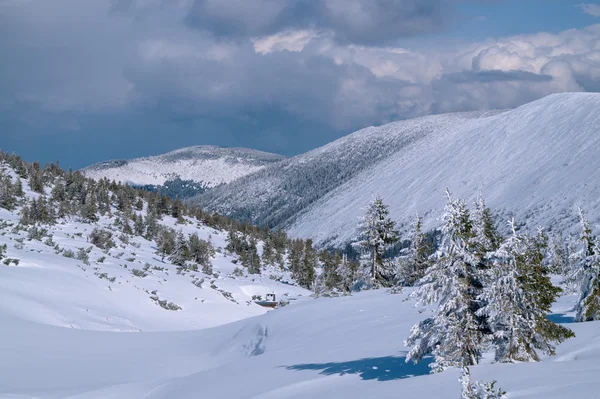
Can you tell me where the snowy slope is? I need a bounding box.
[195,93,600,246]
[196,110,498,228]
[287,93,600,245]
[0,165,309,332]
[82,146,285,187]
[2,287,598,399]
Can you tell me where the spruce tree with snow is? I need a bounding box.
[246,237,261,274]
[479,220,574,362]
[569,209,600,322]
[405,191,483,372]
[472,195,502,256]
[398,213,431,286]
[357,195,399,283]
[460,366,506,399]
[170,231,190,267]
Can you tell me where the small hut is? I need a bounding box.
[255,293,277,308]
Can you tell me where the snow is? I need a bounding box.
[286,93,600,245]
[81,146,285,187]
[0,175,308,332]
[1,287,599,399]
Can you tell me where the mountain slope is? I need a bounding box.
[0,159,308,332]
[287,92,600,245]
[196,93,600,246]
[195,110,500,227]
[82,146,285,188]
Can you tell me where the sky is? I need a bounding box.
[1,0,600,169]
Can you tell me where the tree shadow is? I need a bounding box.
[547,313,575,324]
[285,355,433,381]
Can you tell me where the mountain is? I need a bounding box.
[195,93,600,246]
[0,155,308,332]
[81,146,286,188]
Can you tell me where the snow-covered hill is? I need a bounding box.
[196,93,600,246]
[2,286,598,399]
[195,110,499,228]
[82,146,285,188]
[0,160,309,333]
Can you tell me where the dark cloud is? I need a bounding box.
[1,1,599,169]
[185,0,452,45]
[442,70,553,84]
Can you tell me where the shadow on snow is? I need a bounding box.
[547,313,575,324]
[285,355,433,381]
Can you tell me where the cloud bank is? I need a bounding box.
[1,0,600,166]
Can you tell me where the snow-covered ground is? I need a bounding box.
[1,285,598,399]
[81,146,285,187]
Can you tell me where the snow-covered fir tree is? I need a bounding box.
[357,195,399,284]
[169,230,189,267]
[568,209,600,322]
[405,191,483,372]
[398,213,431,286]
[477,219,574,362]
[460,365,506,399]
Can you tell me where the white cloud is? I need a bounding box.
[1,0,600,148]
[578,3,600,17]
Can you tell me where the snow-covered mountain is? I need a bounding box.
[82,146,285,188]
[0,158,308,333]
[196,93,600,246]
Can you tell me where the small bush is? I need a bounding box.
[131,268,147,278]
[89,228,115,250]
[62,249,75,258]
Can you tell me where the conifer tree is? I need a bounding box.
[569,209,600,322]
[297,239,316,289]
[0,174,16,210]
[357,195,399,283]
[478,220,574,362]
[169,231,189,266]
[405,191,483,372]
[156,228,175,261]
[246,237,261,274]
[82,189,98,222]
[188,233,214,272]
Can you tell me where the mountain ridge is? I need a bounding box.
[82,145,286,188]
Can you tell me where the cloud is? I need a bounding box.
[185,0,452,45]
[1,0,600,167]
[578,3,600,17]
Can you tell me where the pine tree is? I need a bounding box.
[357,195,399,283]
[169,231,189,266]
[156,228,175,261]
[472,195,502,256]
[298,239,316,289]
[0,174,16,210]
[460,365,506,399]
[480,220,574,362]
[188,233,214,273]
[405,192,483,372]
[247,237,261,274]
[82,189,98,222]
[399,213,431,286]
[569,209,600,322]
[337,253,360,293]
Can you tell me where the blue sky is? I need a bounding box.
[1,0,599,169]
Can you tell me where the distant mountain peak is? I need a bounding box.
[81,145,285,187]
